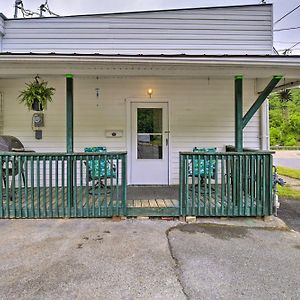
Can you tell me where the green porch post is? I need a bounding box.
[66,74,74,215]
[235,75,243,152]
[66,74,74,153]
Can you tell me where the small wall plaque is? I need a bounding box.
[105,130,123,138]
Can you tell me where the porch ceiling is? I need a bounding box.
[0,54,300,79]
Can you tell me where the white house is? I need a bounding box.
[0,3,299,218]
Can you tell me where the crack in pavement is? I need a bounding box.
[166,226,190,300]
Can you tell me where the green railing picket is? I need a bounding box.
[220,155,225,216]
[197,155,201,216]
[214,155,218,216]
[5,156,9,218]
[179,154,183,216]
[55,156,59,217]
[17,156,22,218]
[49,157,53,217]
[42,156,47,217]
[116,155,119,216]
[268,155,273,215]
[61,156,65,217]
[79,156,83,217]
[30,156,34,218]
[11,156,16,218]
[122,154,127,216]
[85,155,89,217]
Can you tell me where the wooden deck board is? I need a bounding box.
[141,200,150,208]
[134,200,142,207]
[156,199,166,208]
[164,199,174,207]
[149,199,158,208]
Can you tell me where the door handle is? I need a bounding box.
[166,138,168,146]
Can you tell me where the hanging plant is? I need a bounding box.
[277,89,292,103]
[18,75,55,111]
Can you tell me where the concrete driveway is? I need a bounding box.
[0,219,299,300]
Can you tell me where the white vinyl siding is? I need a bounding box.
[0,76,260,184]
[0,15,4,52]
[2,5,273,55]
[0,92,3,134]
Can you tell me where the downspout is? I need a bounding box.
[260,100,270,151]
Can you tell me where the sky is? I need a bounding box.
[0,0,299,54]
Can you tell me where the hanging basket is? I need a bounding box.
[32,99,44,111]
[18,75,55,111]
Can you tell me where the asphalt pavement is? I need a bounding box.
[273,150,300,170]
[0,219,299,300]
[278,198,300,232]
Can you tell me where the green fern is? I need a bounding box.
[18,78,55,111]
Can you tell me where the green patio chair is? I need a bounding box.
[84,146,116,193]
[188,147,217,184]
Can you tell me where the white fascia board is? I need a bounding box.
[0,54,300,67]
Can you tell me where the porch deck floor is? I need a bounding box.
[1,185,180,209]
[1,185,259,211]
[127,185,179,208]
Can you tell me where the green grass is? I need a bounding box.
[277,166,300,180]
[278,185,300,199]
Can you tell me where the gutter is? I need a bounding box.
[0,54,300,67]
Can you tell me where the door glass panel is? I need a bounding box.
[137,134,162,159]
[137,108,162,133]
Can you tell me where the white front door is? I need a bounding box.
[130,102,169,185]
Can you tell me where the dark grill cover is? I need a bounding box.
[0,135,25,151]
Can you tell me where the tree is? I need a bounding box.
[269,88,300,146]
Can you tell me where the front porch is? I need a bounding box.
[0,54,299,218]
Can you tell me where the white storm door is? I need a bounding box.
[131,102,169,185]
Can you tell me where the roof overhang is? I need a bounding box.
[0,54,299,79]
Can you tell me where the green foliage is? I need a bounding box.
[277,185,300,199]
[18,77,55,111]
[269,88,300,146]
[277,166,300,180]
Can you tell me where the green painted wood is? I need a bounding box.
[268,155,273,215]
[179,152,273,217]
[0,151,274,218]
[66,75,74,154]
[66,75,74,216]
[235,75,243,152]
[179,154,183,216]
[127,207,179,217]
[242,75,282,129]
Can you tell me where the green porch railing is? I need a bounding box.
[0,152,127,218]
[179,151,273,217]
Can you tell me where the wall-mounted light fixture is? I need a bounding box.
[147,88,153,98]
